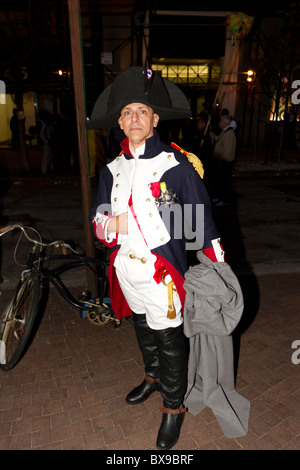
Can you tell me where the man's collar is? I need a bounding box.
[129,143,145,159]
[120,132,159,159]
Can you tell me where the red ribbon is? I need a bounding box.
[150,182,161,198]
[153,257,168,284]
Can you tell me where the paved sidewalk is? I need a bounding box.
[0,146,299,452]
[0,273,299,451]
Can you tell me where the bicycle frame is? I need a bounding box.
[0,223,120,326]
[38,253,109,311]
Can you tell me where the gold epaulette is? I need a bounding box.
[171,142,204,179]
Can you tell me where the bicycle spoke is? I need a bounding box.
[0,273,40,369]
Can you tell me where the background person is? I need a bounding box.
[210,114,237,206]
[10,108,19,149]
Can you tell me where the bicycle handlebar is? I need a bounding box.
[0,224,78,254]
[0,225,14,235]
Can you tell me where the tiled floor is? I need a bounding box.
[0,272,299,451]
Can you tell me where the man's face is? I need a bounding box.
[118,102,159,150]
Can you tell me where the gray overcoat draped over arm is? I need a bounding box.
[183,251,250,438]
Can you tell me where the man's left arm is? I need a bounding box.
[182,167,224,262]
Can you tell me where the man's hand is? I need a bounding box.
[107,212,128,235]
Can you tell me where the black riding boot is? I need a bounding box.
[126,313,161,405]
[154,324,187,450]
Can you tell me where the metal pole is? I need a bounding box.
[67,0,97,294]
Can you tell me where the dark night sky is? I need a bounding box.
[0,1,290,63]
[150,14,227,59]
[149,1,288,59]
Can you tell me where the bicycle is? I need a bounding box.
[0,224,121,372]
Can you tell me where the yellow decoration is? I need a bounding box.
[160,182,167,193]
[167,280,176,320]
[161,270,177,320]
[185,151,204,179]
[171,142,204,179]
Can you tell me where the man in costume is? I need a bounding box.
[87,67,224,450]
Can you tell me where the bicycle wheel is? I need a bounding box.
[0,272,41,371]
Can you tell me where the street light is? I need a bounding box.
[247,69,254,83]
[56,69,67,77]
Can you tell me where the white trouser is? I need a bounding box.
[114,253,182,330]
[113,206,182,330]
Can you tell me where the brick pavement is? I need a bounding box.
[0,272,299,451]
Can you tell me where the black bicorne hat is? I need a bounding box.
[86,66,191,129]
